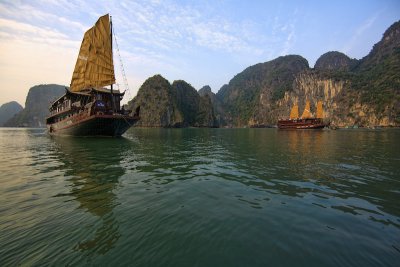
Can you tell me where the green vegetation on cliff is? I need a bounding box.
[352,21,400,118]
[314,51,357,71]
[173,80,200,126]
[198,85,226,125]
[216,55,309,125]
[127,75,183,127]
[128,75,217,127]
[172,81,217,127]
[353,48,399,116]
[196,94,216,127]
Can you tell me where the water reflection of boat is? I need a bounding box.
[52,137,129,254]
[278,100,327,129]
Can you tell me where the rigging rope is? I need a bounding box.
[112,27,131,100]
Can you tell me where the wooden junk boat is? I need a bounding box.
[46,14,139,136]
[278,100,327,129]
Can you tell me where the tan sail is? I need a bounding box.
[301,100,312,118]
[316,101,324,118]
[70,14,115,92]
[289,103,299,119]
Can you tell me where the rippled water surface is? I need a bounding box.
[0,128,399,266]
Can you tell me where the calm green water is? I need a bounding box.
[0,128,399,266]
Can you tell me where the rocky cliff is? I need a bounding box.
[250,71,347,126]
[5,84,65,127]
[127,75,183,127]
[0,101,23,126]
[314,51,357,71]
[128,75,217,127]
[198,85,226,125]
[173,80,201,126]
[216,20,400,127]
[173,81,218,127]
[216,55,309,126]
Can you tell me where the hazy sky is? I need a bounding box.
[0,0,399,107]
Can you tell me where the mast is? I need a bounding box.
[110,15,115,112]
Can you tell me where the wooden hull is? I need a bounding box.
[278,118,326,130]
[47,114,139,137]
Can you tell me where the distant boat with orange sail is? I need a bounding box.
[278,100,327,129]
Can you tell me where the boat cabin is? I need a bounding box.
[46,87,126,125]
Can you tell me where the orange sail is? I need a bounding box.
[70,14,115,92]
[316,101,324,118]
[301,100,312,118]
[289,104,299,119]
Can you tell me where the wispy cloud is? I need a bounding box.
[39,0,79,11]
[0,18,67,39]
[280,23,296,56]
[342,13,379,55]
[272,8,298,57]
[0,17,80,50]
[109,0,264,54]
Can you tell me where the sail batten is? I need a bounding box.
[70,14,115,92]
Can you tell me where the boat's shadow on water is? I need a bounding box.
[50,136,136,257]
